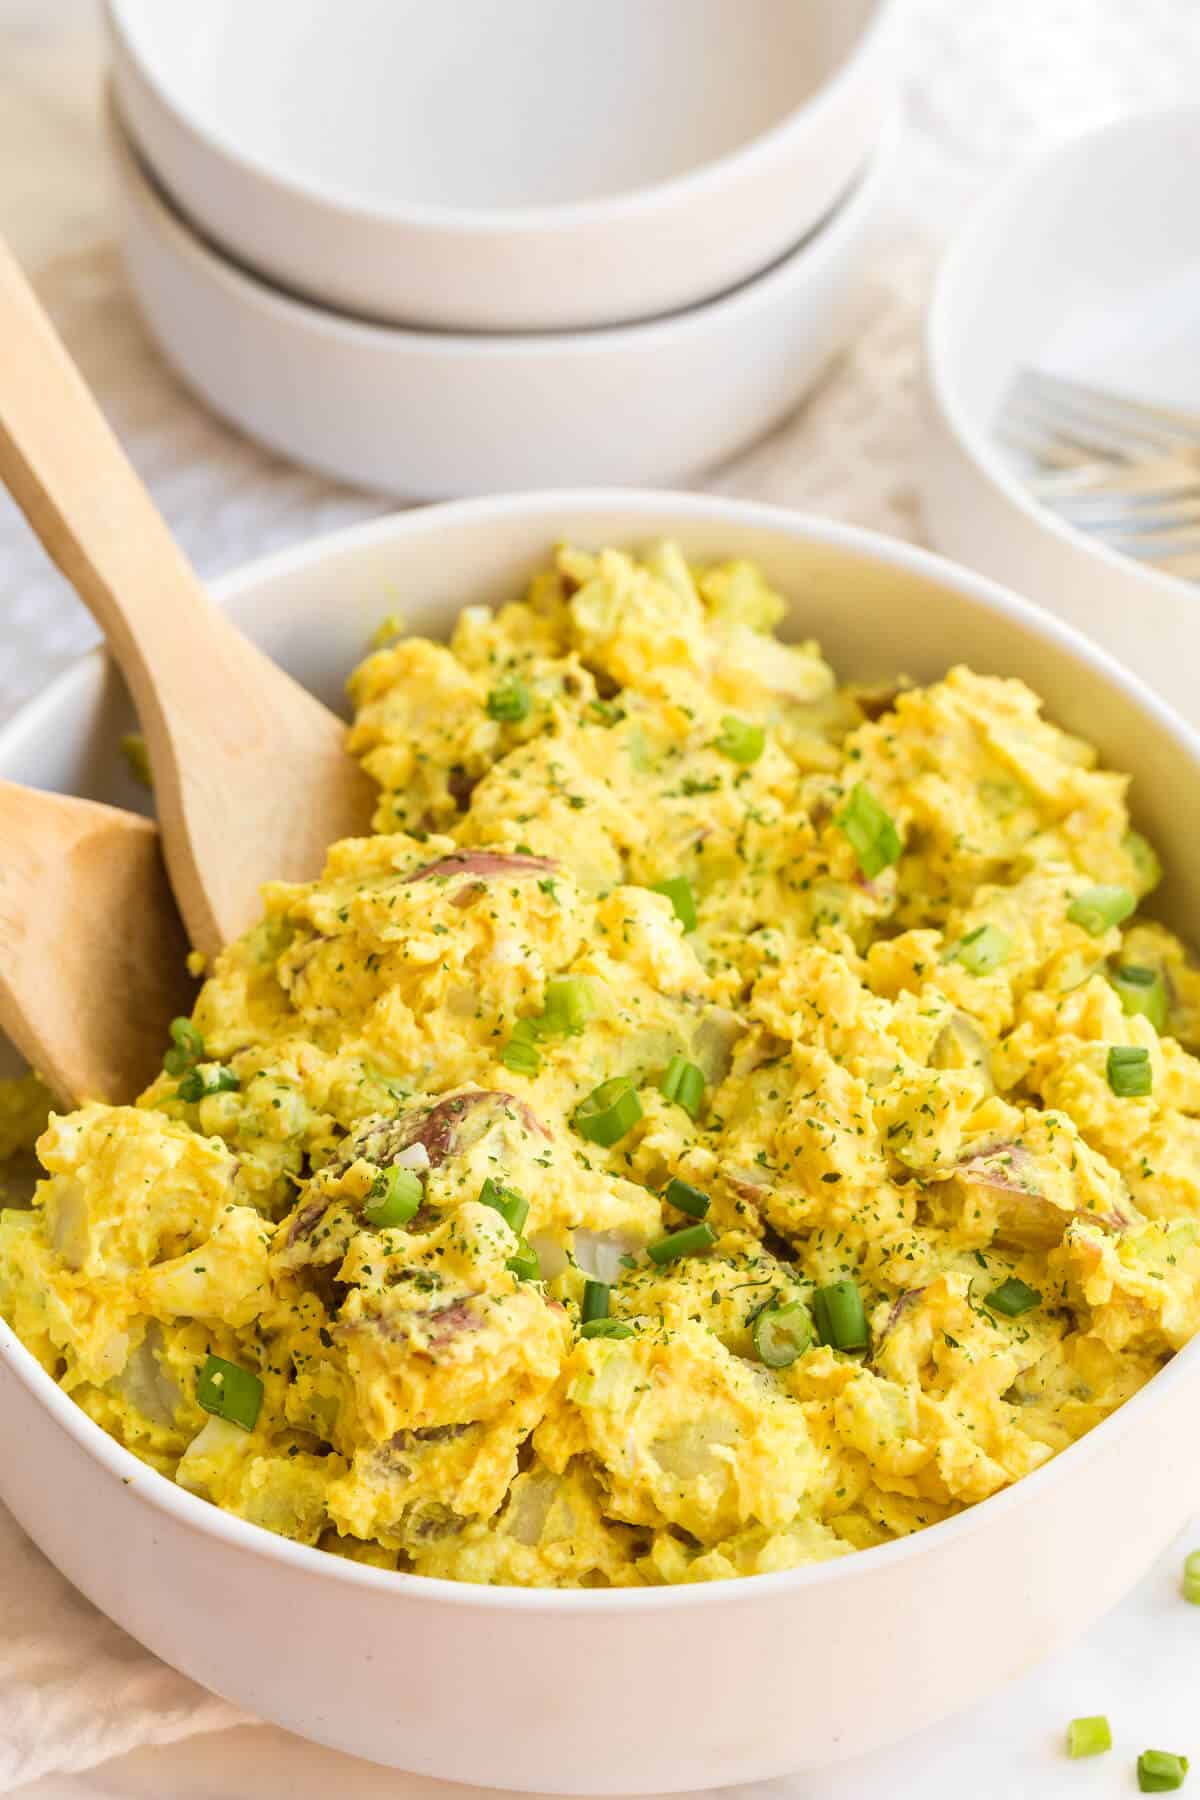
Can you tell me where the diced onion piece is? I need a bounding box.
[395,1140,431,1172]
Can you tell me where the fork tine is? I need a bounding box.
[1027,450,1200,493]
[1033,473,1200,515]
[1005,381,1168,462]
[1046,502,1200,538]
[1072,520,1200,554]
[1016,367,1200,447]
[997,410,1134,469]
[1141,551,1200,580]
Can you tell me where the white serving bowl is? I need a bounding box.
[105,0,898,333]
[3,492,1200,1793]
[108,100,895,500]
[921,106,1200,728]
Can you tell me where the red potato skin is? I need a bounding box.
[403,851,558,884]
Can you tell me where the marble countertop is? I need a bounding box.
[4,3,1200,1796]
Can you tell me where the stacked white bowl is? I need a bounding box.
[104,0,900,497]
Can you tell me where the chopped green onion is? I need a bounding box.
[581,1318,634,1339]
[1183,1548,1200,1606]
[812,1278,869,1351]
[835,782,902,879]
[1067,1716,1112,1759]
[652,876,698,933]
[573,1077,643,1147]
[486,677,531,723]
[1112,964,1168,1033]
[540,976,595,1036]
[581,1280,610,1324]
[196,1354,262,1432]
[500,1033,541,1076]
[1068,884,1136,937]
[715,715,765,764]
[752,1301,814,1369]
[985,1276,1041,1318]
[478,1178,529,1235]
[664,1177,710,1219]
[953,923,1012,976]
[163,1016,204,1076]
[363,1166,423,1228]
[177,1065,240,1103]
[120,731,153,791]
[647,1222,717,1265]
[660,1056,705,1118]
[506,1237,540,1281]
[1107,1044,1153,1098]
[1138,1750,1189,1792]
[1125,830,1162,892]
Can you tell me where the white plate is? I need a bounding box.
[921,106,1200,727]
[2,493,1200,1793]
[108,99,896,500]
[105,0,898,333]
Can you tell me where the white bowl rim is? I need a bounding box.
[5,487,1200,1615]
[105,0,897,237]
[112,98,900,350]
[924,103,1196,610]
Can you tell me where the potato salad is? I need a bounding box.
[3,542,1200,1588]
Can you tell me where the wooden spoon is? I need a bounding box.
[0,237,375,959]
[0,780,195,1106]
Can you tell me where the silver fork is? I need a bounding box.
[996,367,1200,580]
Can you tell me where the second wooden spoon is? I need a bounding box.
[0,238,375,960]
[0,780,194,1105]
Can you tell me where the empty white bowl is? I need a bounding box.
[921,106,1200,727]
[3,493,1200,1791]
[105,0,898,332]
[109,98,896,499]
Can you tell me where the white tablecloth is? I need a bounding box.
[3,3,1200,1796]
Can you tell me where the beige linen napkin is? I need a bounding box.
[0,1513,242,1791]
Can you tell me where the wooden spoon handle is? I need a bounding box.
[0,236,243,738]
[0,237,374,956]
